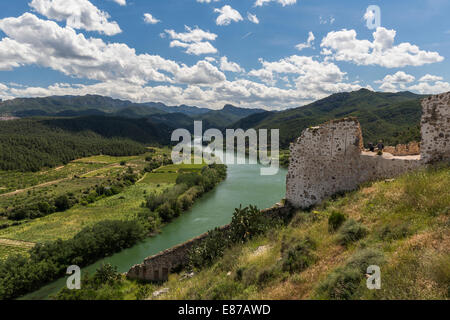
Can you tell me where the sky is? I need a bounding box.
[0,0,449,110]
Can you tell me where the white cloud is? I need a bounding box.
[165,26,217,43]
[220,56,244,73]
[321,27,444,68]
[254,0,297,7]
[29,0,122,36]
[376,71,415,92]
[295,31,315,51]
[376,71,450,94]
[247,13,259,24]
[408,81,450,94]
[419,74,444,82]
[0,13,178,84]
[165,26,218,55]
[175,61,226,85]
[214,5,243,26]
[248,55,364,99]
[143,13,160,24]
[112,0,126,5]
[170,40,217,55]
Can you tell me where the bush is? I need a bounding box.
[328,211,346,232]
[315,248,384,300]
[0,220,145,300]
[316,267,362,300]
[189,205,282,270]
[281,237,316,273]
[336,219,368,246]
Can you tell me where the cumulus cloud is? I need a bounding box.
[165,26,218,55]
[112,0,126,5]
[29,0,122,36]
[376,71,450,94]
[220,56,245,73]
[143,13,160,24]
[419,74,444,82]
[248,55,364,99]
[321,27,444,68]
[175,61,226,85]
[376,71,415,92]
[0,13,180,84]
[214,5,243,26]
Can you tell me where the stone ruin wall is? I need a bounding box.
[421,92,450,163]
[287,92,450,209]
[384,142,420,156]
[127,204,292,282]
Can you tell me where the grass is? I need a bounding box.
[0,182,168,243]
[0,149,212,249]
[0,244,30,260]
[102,164,449,300]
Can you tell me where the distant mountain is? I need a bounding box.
[0,95,266,129]
[143,102,211,115]
[198,104,266,129]
[232,89,428,148]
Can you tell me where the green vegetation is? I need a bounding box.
[233,89,426,148]
[0,220,146,300]
[71,164,449,300]
[0,150,228,299]
[0,117,154,171]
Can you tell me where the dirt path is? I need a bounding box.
[0,163,123,198]
[0,238,35,248]
[0,178,69,198]
[136,172,148,184]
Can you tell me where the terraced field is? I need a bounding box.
[0,149,208,259]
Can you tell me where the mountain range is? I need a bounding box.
[0,89,428,148]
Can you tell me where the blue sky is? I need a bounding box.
[0,0,449,110]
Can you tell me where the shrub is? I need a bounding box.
[316,267,362,300]
[315,248,384,300]
[281,237,316,273]
[328,211,346,232]
[336,219,368,246]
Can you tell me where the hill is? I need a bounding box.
[0,116,173,171]
[0,95,264,129]
[233,89,427,148]
[57,164,450,300]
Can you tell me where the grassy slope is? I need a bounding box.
[134,165,449,300]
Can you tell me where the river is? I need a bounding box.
[22,154,287,299]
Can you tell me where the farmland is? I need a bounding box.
[0,148,207,260]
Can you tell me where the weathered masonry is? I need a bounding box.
[286,92,450,208]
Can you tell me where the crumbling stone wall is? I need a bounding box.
[287,92,449,209]
[384,142,420,156]
[421,92,450,163]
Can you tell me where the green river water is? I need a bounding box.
[22,155,287,299]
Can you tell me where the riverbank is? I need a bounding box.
[0,154,227,299]
[20,156,288,300]
[58,165,449,300]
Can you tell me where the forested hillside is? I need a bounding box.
[233,89,427,148]
[0,117,172,171]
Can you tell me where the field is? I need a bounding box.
[0,148,207,259]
